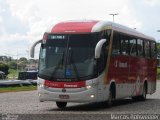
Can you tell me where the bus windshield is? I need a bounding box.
[38,33,100,81]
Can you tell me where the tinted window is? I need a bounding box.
[150,42,156,58]
[144,41,150,58]
[137,39,144,57]
[130,38,137,56]
[120,35,129,55]
[112,32,120,54]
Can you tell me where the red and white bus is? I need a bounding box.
[30,20,157,108]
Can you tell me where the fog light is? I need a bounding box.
[90,94,95,98]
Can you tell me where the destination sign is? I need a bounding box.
[48,35,66,40]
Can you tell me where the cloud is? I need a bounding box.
[1,0,150,58]
[0,0,50,58]
[0,0,29,58]
[143,0,160,6]
[0,0,29,35]
[7,0,54,42]
[126,0,160,39]
[116,3,142,30]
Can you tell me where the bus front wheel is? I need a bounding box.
[107,90,113,107]
[56,102,67,108]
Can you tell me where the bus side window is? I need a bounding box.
[137,39,143,57]
[150,42,157,58]
[112,32,120,55]
[120,35,129,55]
[144,40,150,58]
[130,38,137,56]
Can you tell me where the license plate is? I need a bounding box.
[59,95,69,99]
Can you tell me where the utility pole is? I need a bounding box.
[109,13,119,22]
[157,30,160,43]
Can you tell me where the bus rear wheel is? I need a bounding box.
[139,83,147,101]
[56,102,67,108]
[132,83,147,101]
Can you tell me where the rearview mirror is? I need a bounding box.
[95,39,106,59]
[30,39,42,58]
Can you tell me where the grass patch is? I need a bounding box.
[8,69,19,79]
[0,85,37,93]
[157,68,160,80]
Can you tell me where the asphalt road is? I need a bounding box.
[0,81,160,120]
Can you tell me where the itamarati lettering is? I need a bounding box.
[119,62,127,68]
[114,60,128,68]
[64,84,78,88]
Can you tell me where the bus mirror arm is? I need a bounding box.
[95,39,106,59]
[30,39,42,58]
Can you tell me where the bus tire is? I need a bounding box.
[139,83,147,101]
[132,96,138,101]
[107,90,113,107]
[107,83,116,107]
[56,102,67,108]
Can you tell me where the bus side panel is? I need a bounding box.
[108,55,157,98]
[129,57,146,96]
[148,59,157,94]
[107,55,130,99]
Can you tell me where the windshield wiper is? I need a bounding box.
[52,52,64,76]
[67,51,80,80]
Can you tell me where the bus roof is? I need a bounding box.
[50,20,99,33]
[93,21,155,41]
[48,20,155,41]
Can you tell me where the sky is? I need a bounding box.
[0,0,160,59]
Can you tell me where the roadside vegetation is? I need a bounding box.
[0,85,37,93]
[8,69,19,79]
[157,68,160,79]
[0,56,38,79]
[0,57,38,92]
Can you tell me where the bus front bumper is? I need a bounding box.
[38,87,97,103]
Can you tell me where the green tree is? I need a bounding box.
[19,57,27,61]
[157,43,160,56]
[8,61,17,70]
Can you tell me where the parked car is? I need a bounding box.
[18,71,38,80]
[0,71,5,80]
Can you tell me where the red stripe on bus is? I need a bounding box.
[44,80,86,88]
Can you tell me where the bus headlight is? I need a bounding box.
[39,83,44,88]
[86,85,92,89]
[86,83,98,90]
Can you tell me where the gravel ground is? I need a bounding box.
[0,81,160,120]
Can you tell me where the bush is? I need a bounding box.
[8,61,17,70]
